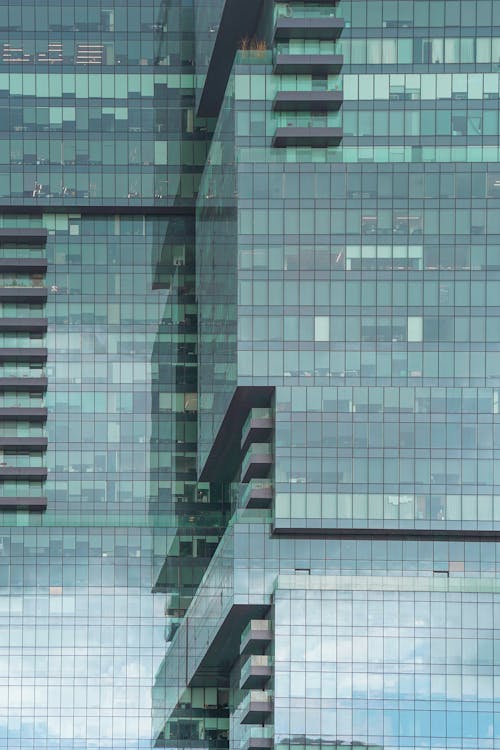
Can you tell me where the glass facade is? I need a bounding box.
[0,215,172,748]
[3,0,500,749]
[160,2,500,750]
[0,0,209,748]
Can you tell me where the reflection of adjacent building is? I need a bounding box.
[149,216,230,746]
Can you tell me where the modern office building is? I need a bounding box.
[2,0,500,749]
[155,1,500,750]
[0,1,211,748]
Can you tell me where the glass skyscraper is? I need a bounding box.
[158,2,500,750]
[2,1,500,749]
[0,1,210,748]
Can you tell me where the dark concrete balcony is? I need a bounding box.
[274,16,344,40]
[274,53,343,74]
[240,691,273,725]
[0,318,47,333]
[0,436,47,450]
[241,409,273,452]
[240,480,273,510]
[0,228,48,245]
[240,656,272,689]
[0,377,48,392]
[0,258,48,273]
[0,406,47,422]
[0,466,47,480]
[242,738,273,750]
[0,287,48,302]
[275,0,340,4]
[0,348,47,363]
[0,496,46,510]
[273,90,343,112]
[273,126,343,147]
[240,620,273,656]
[241,444,273,483]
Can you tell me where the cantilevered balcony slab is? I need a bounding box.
[0,288,48,302]
[240,657,272,689]
[240,692,273,725]
[0,377,47,392]
[273,53,343,74]
[275,0,340,4]
[0,496,46,510]
[241,481,273,510]
[273,126,343,148]
[240,620,273,656]
[199,386,274,482]
[273,90,343,112]
[0,318,47,333]
[274,17,344,41]
[0,467,47,480]
[242,738,273,750]
[241,410,273,453]
[0,407,47,422]
[0,228,48,245]
[0,348,47,363]
[0,258,48,273]
[241,446,273,483]
[0,436,47,450]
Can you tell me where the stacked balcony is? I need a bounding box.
[241,407,273,485]
[273,90,343,112]
[240,655,272,690]
[241,408,273,453]
[274,16,344,41]
[0,228,48,511]
[242,735,273,750]
[241,443,273,484]
[239,620,273,727]
[240,479,273,510]
[272,0,344,148]
[240,691,273,725]
[240,619,273,656]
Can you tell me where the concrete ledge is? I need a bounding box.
[273,90,343,112]
[274,17,344,40]
[0,496,46,510]
[273,53,343,74]
[0,348,47,362]
[0,318,47,333]
[272,126,343,147]
[0,228,48,245]
[0,377,47,392]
